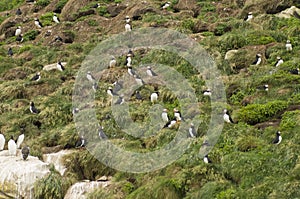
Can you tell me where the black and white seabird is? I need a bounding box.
[174,108,183,121]
[31,72,41,81]
[146,66,158,76]
[16,34,23,43]
[125,23,132,32]
[275,57,283,67]
[16,132,24,149]
[252,54,262,65]
[203,89,212,96]
[115,94,125,105]
[256,84,268,91]
[54,35,63,42]
[127,66,136,76]
[92,82,98,92]
[16,8,22,15]
[98,126,108,140]
[21,146,30,160]
[134,75,144,86]
[86,71,96,83]
[109,56,116,68]
[135,90,143,101]
[107,86,117,97]
[57,61,65,71]
[34,18,43,28]
[290,68,299,75]
[15,26,21,36]
[75,135,86,148]
[125,54,132,67]
[72,107,80,115]
[286,40,292,51]
[91,3,100,8]
[53,13,60,24]
[223,109,234,123]
[8,136,17,156]
[189,123,196,138]
[203,154,212,164]
[161,2,171,9]
[150,92,158,104]
[125,16,131,23]
[113,81,123,93]
[0,132,5,151]
[8,47,13,57]
[244,12,253,21]
[273,131,282,144]
[29,101,39,114]
[162,109,169,122]
[163,119,177,128]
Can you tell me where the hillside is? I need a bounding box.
[0,0,300,198]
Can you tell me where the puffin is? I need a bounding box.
[161,109,169,122]
[107,86,117,97]
[252,54,262,65]
[109,57,117,68]
[286,40,292,51]
[98,126,108,140]
[0,132,5,151]
[135,90,143,101]
[256,84,269,91]
[273,131,282,145]
[134,74,144,86]
[75,135,86,148]
[223,109,234,123]
[8,47,13,57]
[125,16,131,23]
[53,13,60,24]
[21,146,30,160]
[289,68,299,75]
[174,108,183,121]
[150,92,158,104]
[127,66,136,76]
[15,26,21,36]
[34,18,43,28]
[16,8,22,15]
[274,57,283,67]
[16,34,23,43]
[29,101,40,114]
[244,12,253,21]
[161,2,171,10]
[8,136,17,156]
[57,61,65,71]
[146,66,158,76]
[115,94,125,105]
[203,154,212,164]
[163,119,177,129]
[30,72,41,81]
[203,89,212,96]
[189,123,196,138]
[113,81,123,92]
[86,71,96,83]
[16,132,24,149]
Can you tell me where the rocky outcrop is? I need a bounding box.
[276,6,300,18]
[0,150,50,199]
[42,149,74,176]
[64,180,111,199]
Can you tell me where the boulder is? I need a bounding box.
[107,4,127,17]
[0,150,50,199]
[64,180,111,199]
[43,149,74,176]
[276,6,300,18]
[43,62,67,71]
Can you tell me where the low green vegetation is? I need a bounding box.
[0,0,300,198]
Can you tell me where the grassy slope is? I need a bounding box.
[0,0,300,198]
